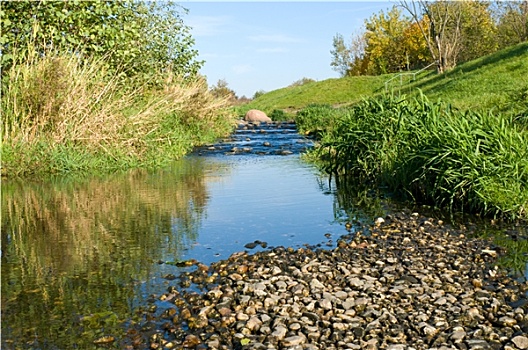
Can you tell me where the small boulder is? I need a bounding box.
[245,109,272,123]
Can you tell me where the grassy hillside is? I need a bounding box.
[242,42,528,117]
[407,42,528,114]
[240,73,397,116]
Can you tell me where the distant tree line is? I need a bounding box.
[331,0,528,76]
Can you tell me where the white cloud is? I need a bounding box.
[248,34,304,43]
[186,15,232,37]
[256,47,289,53]
[232,64,253,75]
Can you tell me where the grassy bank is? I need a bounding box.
[1,51,236,177]
[296,94,528,220]
[242,42,528,118]
[280,43,528,220]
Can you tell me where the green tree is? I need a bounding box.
[210,79,237,101]
[494,1,528,48]
[362,6,430,74]
[401,0,498,72]
[330,33,352,77]
[364,6,409,74]
[0,1,203,81]
[457,1,498,63]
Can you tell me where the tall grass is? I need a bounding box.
[299,93,528,220]
[1,47,236,177]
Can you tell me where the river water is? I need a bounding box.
[1,122,526,349]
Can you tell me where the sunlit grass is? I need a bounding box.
[1,48,236,177]
[298,93,528,220]
[243,42,528,119]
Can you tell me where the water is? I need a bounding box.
[1,146,350,348]
[2,123,526,349]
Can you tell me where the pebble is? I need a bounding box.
[124,212,528,350]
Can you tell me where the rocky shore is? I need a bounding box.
[124,211,528,350]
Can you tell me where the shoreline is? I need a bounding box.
[124,211,528,349]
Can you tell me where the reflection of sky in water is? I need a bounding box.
[166,155,344,265]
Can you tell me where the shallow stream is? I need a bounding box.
[1,122,526,349]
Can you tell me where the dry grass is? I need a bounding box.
[1,48,235,175]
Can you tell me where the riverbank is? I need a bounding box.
[125,211,528,349]
[294,94,528,221]
[1,51,236,178]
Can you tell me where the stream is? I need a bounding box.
[1,121,527,349]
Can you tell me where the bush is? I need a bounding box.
[295,104,340,137]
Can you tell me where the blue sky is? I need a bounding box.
[181,1,394,98]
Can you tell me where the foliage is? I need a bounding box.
[295,104,340,138]
[289,77,316,87]
[363,6,426,74]
[335,0,523,76]
[494,1,528,48]
[401,1,499,73]
[297,94,528,220]
[0,1,203,81]
[253,90,267,100]
[268,109,291,121]
[210,79,237,101]
[1,49,235,177]
[330,32,368,76]
[330,33,353,77]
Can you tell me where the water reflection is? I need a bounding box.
[1,155,344,349]
[1,158,224,349]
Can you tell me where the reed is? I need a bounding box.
[1,47,235,177]
[300,93,528,220]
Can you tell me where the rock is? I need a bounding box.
[245,109,272,123]
[282,334,306,347]
[310,278,326,291]
[512,336,528,349]
[131,211,527,350]
[269,325,288,342]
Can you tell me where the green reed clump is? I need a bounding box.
[295,104,341,138]
[1,49,235,177]
[304,93,527,220]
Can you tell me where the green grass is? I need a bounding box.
[241,42,528,118]
[298,94,528,220]
[406,42,528,115]
[238,74,397,117]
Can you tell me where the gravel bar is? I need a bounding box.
[125,211,528,350]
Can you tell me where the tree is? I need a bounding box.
[400,0,499,72]
[361,6,430,74]
[0,1,203,80]
[494,1,528,48]
[330,33,352,77]
[456,1,498,63]
[330,31,369,76]
[400,0,465,73]
[210,79,237,101]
